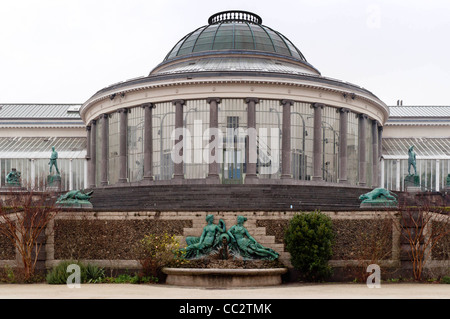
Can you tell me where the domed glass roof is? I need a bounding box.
[163,11,307,63]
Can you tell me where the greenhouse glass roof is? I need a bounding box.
[382,138,450,159]
[0,137,86,159]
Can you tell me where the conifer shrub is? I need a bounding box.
[284,211,335,281]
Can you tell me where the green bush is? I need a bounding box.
[46,260,105,284]
[441,276,450,284]
[284,211,335,281]
[46,260,87,285]
[109,273,157,284]
[85,264,106,283]
[134,233,187,279]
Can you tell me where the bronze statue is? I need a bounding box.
[57,189,93,203]
[359,188,398,207]
[6,168,21,187]
[226,216,279,260]
[49,146,60,175]
[408,145,417,175]
[183,214,226,259]
[56,189,94,208]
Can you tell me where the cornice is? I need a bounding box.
[81,76,388,123]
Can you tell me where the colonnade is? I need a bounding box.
[85,98,383,188]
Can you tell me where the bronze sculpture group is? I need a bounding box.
[183,214,279,260]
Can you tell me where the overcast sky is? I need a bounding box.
[0,0,449,106]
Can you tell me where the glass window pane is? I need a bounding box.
[153,102,175,180]
[291,102,314,180]
[127,106,145,183]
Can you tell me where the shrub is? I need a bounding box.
[85,264,105,283]
[441,276,450,284]
[109,273,157,284]
[135,233,187,279]
[46,260,87,285]
[46,260,105,284]
[284,211,335,281]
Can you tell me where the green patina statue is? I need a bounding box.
[49,146,60,175]
[6,168,21,187]
[408,145,417,176]
[56,189,93,208]
[359,188,398,207]
[183,214,279,261]
[184,214,227,259]
[227,216,279,260]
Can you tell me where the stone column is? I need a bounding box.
[86,125,91,160]
[378,125,383,187]
[358,114,367,186]
[89,120,97,188]
[339,108,349,184]
[281,99,294,179]
[372,120,379,188]
[85,125,91,188]
[118,108,128,184]
[245,98,259,183]
[206,98,221,183]
[173,100,185,180]
[101,114,109,186]
[143,103,155,182]
[312,103,324,181]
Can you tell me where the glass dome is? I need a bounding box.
[163,10,307,62]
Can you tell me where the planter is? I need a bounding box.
[162,267,288,288]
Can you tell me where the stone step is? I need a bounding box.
[90,184,372,212]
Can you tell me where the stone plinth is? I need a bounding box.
[404,175,420,192]
[47,174,61,191]
[360,200,397,208]
[163,267,287,288]
[56,200,93,209]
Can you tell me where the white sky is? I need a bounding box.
[0,0,449,106]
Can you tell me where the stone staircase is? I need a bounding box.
[89,184,372,212]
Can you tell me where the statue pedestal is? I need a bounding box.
[360,200,398,208]
[405,175,420,192]
[5,182,21,188]
[2,185,25,191]
[56,200,93,209]
[46,174,61,191]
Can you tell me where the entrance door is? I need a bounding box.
[222,116,244,184]
[222,148,243,184]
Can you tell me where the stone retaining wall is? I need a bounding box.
[0,210,448,281]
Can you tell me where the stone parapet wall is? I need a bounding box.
[1,210,448,281]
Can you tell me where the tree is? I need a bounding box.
[0,190,60,281]
[392,200,450,281]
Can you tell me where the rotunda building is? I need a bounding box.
[81,11,388,193]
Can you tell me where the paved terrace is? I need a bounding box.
[0,283,448,299]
